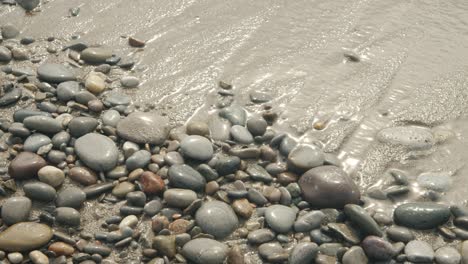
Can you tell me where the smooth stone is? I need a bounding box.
[83,182,115,198]
[24,133,51,152]
[24,182,56,202]
[377,126,434,150]
[55,207,80,226]
[342,246,368,264]
[8,252,23,264]
[394,202,450,229]
[247,188,268,206]
[168,164,206,191]
[126,191,146,207]
[2,197,31,225]
[1,24,19,39]
[123,141,140,158]
[120,76,139,88]
[214,155,240,176]
[37,64,75,83]
[246,164,273,183]
[140,171,165,195]
[186,121,209,136]
[247,229,275,244]
[83,244,111,257]
[15,0,39,11]
[195,201,239,239]
[56,187,86,208]
[126,150,151,171]
[80,47,113,64]
[344,204,382,236]
[386,226,414,242]
[208,115,231,141]
[68,117,98,138]
[180,135,213,161]
[265,205,297,233]
[8,122,30,137]
[164,151,184,166]
[361,236,396,260]
[279,136,297,156]
[258,242,287,262]
[232,198,253,218]
[103,92,131,106]
[75,90,97,104]
[13,109,50,123]
[75,133,119,171]
[461,241,468,264]
[435,246,460,264]
[246,116,267,136]
[29,250,48,264]
[182,238,228,264]
[289,242,318,264]
[8,152,46,180]
[106,165,128,179]
[0,46,12,62]
[327,223,360,244]
[52,131,70,148]
[230,125,254,144]
[0,88,22,106]
[219,105,246,126]
[152,235,176,258]
[68,166,98,185]
[23,116,63,134]
[48,242,74,256]
[144,199,163,216]
[405,240,434,262]
[38,165,64,187]
[287,144,325,172]
[102,110,121,127]
[116,112,170,145]
[112,182,135,198]
[56,81,80,102]
[0,222,53,252]
[119,215,138,229]
[417,171,452,192]
[298,165,360,209]
[164,189,197,208]
[85,73,106,94]
[294,210,325,232]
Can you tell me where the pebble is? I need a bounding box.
[342,246,368,264]
[209,115,231,141]
[55,207,81,226]
[57,81,80,102]
[152,235,176,258]
[247,229,275,244]
[8,152,46,180]
[112,181,135,198]
[0,87,22,106]
[461,241,468,264]
[24,133,51,152]
[75,133,119,171]
[287,144,324,172]
[56,187,86,208]
[8,252,23,264]
[186,121,210,136]
[246,164,273,183]
[258,242,287,262]
[1,24,19,39]
[144,199,163,216]
[102,110,121,127]
[405,240,434,263]
[120,76,140,88]
[83,244,112,257]
[128,37,146,47]
[344,204,382,236]
[164,188,197,208]
[232,198,253,218]
[298,165,360,209]
[265,205,297,233]
[23,116,63,134]
[386,226,414,242]
[68,117,99,137]
[168,164,206,191]
[417,171,452,192]
[361,236,395,261]
[294,210,325,232]
[219,105,247,126]
[393,202,450,229]
[230,125,254,144]
[195,200,239,239]
[80,47,113,64]
[68,166,98,185]
[0,222,53,252]
[140,171,165,194]
[289,242,318,264]
[15,0,40,11]
[182,238,228,264]
[37,64,76,83]
[0,46,12,62]
[180,135,213,161]
[126,150,151,171]
[119,215,138,229]
[85,73,106,94]
[49,242,75,256]
[246,116,267,136]
[103,91,131,106]
[24,182,57,202]
[434,246,460,264]
[29,250,48,264]
[1,197,31,225]
[38,165,65,187]
[13,109,50,123]
[377,125,434,150]
[117,112,170,145]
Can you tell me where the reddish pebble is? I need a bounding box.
[140,171,165,195]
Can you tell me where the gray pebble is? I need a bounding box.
[144,199,163,216]
[15,0,40,11]
[344,204,382,237]
[289,242,318,264]
[126,150,151,171]
[180,135,213,161]
[0,88,22,107]
[182,238,228,264]
[361,236,395,261]
[1,24,19,39]
[51,131,70,149]
[37,63,76,83]
[386,226,414,243]
[208,115,231,141]
[1,196,31,225]
[394,202,450,229]
[56,187,86,209]
[434,246,461,264]
[57,81,80,102]
[120,76,140,88]
[102,110,120,127]
[417,171,452,192]
[342,246,368,264]
[294,210,325,232]
[287,144,324,172]
[168,164,206,191]
[164,188,197,208]
[164,151,184,166]
[75,133,119,171]
[116,112,169,145]
[377,126,434,150]
[405,240,434,263]
[219,105,246,126]
[80,47,113,64]
[230,125,254,144]
[24,182,57,202]
[0,46,12,62]
[68,117,98,138]
[24,133,51,152]
[246,164,273,183]
[247,229,275,244]
[23,116,63,134]
[55,207,80,226]
[195,200,238,239]
[264,205,297,233]
[246,116,267,136]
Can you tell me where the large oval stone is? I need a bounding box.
[394,202,450,229]
[37,63,76,83]
[8,152,47,180]
[182,238,228,264]
[0,222,53,252]
[74,133,119,171]
[116,112,170,145]
[180,135,213,161]
[298,165,360,209]
[377,126,434,150]
[195,201,238,239]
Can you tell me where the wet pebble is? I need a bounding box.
[0,46,12,62]
[68,117,98,138]
[57,81,80,102]
[361,236,395,261]
[265,205,297,233]
[24,182,56,202]
[117,112,169,145]
[393,202,450,229]
[195,200,238,239]
[140,171,165,195]
[83,244,112,257]
[164,188,197,208]
[386,226,414,242]
[247,229,275,244]
[180,135,213,161]
[68,166,98,185]
[258,242,287,262]
[15,0,39,11]
[23,116,63,134]
[168,164,206,191]
[182,238,228,264]
[377,125,434,150]
[48,242,74,256]
[230,125,254,144]
[85,73,106,94]
[186,121,209,136]
[1,24,19,39]
[405,240,434,263]
[289,242,318,264]
[80,47,113,64]
[112,182,135,198]
[344,204,382,236]
[144,199,163,216]
[120,76,140,88]
[56,187,86,208]
[434,246,461,264]
[294,210,325,232]
[37,64,76,83]
[0,222,53,252]
[246,164,273,183]
[102,110,121,127]
[55,207,80,226]
[287,144,324,172]
[417,171,452,192]
[75,133,119,171]
[342,246,368,264]
[1,196,31,225]
[29,250,48,264]
[246,116,267,136]
[38,165,64,187]
[8,152,46,180]
[219,105,246,126]
[0,88,22,106]
[24,133,51,152]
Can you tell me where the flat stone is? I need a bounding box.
[361,236,396,261]
[417,171,452,192]
[219,105,246,126]
[103,92,131,106]
[68,166,98,186]
[182,238,228,264]
[164,188,197,208]
[327,223,360,244]
[195,200,238,239]
[246,164,273,183]
[23,116,63,134]
[344,204,382,236]
[246,116,267,136]
[0,46,12,62]
[230,125,254,144]
[208,115,231,141]
[434,246,460,264]
[394,202,450,229]
[37,64,75,83]
[294,210,325,232]
[186,121,209,136]
[8,152,47,180]
[83,182,115,198]
[13,109,50,123]
[68,117,98,138]
[258,242,287,262]
[24,133,51,153]
[265,205,297,233]
[1,197,31,225]
[74,133,119,171]
[342,246,368,264]
[112,181,135,198]
[55,207,80,226]
[56,187,86,209]
[287,144,324,172]
[0,88,22,106]
[126,150,151,171]
[289,242,318,264]
[168,164,206,191]
[180,135,213,161]
[247,229,275,244]
[386,226,414,242]
[83,244,111,257]
[102,110,121,127]
[38,165,65,187]
[24,182,56,202]
[405,240,434,262]
[298,165,360,209]
[120,76,140,88]
[80,47,113,64]
[0,222,53,252]
[377,126,434,150]
[56,81,80,102]
[144,199,163,216]
[117,112,170,145]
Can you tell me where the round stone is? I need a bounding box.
[1,24,19,39]
[2,197,31,225]
[85,73,106,94]
[377,126,434,150]
[168,164,206,191]
[56,187,86,209]
[405,240,434,263]
[394,202,450,229]
[56,81,80,102]
[102,110,121,127]
[195,201,239,239]
[342,246,368,264]
[37,64,76,83]
[208,115,231,141]
[80,47,113,64]
[55,207,80,226]
[23,116,63,134]
[289,242,318,264]
[126,150,151,171]
[434,246,461,264]
[180,135,213,161]
[230,125,254,144]
[112,182,135,198]
[74,133,119,171]
[293,210,325,232]
[120,76,140,88]
[38,165,65,187]
[8,152,47,180]
[298,165,360,209]
[116,112,170,145]
[164,189,197,208]
[68,166,98,185]
[246,116,267,136]
[23,133,51,153]
[23,182,57,202]
[0,222,53,252]
[386,226,414,242]
[48,242,74,256]
[361,236,396,261]
[287,144,325,172]
[186,121,209,136]
[182,238,228,264]
[68,117,98,138]
[140,171,165,195]
[265,205,297,233]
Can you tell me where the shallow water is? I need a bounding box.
[2,0,468,259]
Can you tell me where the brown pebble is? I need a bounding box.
[68,166,98,186]
[276,172,299,186]
[227,245,245,264]
[232,199,253,218]
[48,242,75,256]
[152,216,169,233]
[8,152,47,180]
[128,168,144,181]
[205,181,219,195]
[140,171,165,195]
[260,145,277,162]
[128,36,146,47]
[87,99,104,112]
[168,219,190,234]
